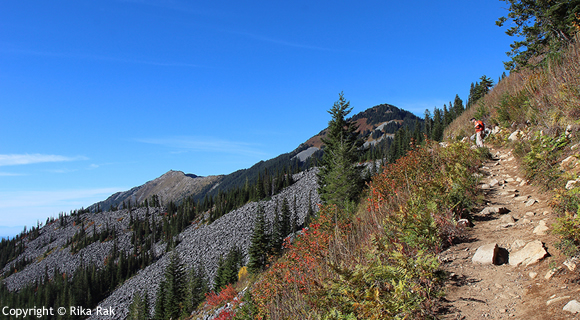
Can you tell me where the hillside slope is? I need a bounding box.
[0,169,320,320]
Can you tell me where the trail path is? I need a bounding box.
[439,147,580,319]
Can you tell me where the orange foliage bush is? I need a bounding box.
[205,284,238,310]
[252,205,342,318]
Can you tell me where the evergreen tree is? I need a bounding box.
[153,281,166,320]
[188,265,208,312]
[128,291,150,320]
[247,203,270,273]
[496,0,580,70]
[431,107,444,141]
[270,201,283,256]
[279,198,291,240]
[292,195,298,233]
[304,191,315,228]
[213,247,243,291]
[476,75,494,97]
[453,94,464,118]
[423,109,432,139]
[158,251,187,320]
[317,92,363,208]
[443,104,451,127]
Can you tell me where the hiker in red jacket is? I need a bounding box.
[470,118,485,147]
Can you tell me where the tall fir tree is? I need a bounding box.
[213,247,243,291]
[453,94,464,118]
[317,92,363,208]
[153,281,166,320]
[128,291,150,320]
[270,201,283,256]
[188,265,208,312]
[431,107,444,141]
[154,251,187,320]
[247,203,270,273]
[279,198,291,241]
[496,0,580,70]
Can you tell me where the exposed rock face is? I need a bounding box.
[293,147,320,162]
[88,170,224,212]
[1,168,321,320]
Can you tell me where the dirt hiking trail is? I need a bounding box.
[439,147,580,319]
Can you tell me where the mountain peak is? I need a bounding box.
[88,170,223,211]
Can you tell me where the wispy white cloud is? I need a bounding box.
[0,46,205,68]
[233,31,335,51]
[0,188,122,226]
[0,172,25,176]
[45,168,79,174]
[0,154,88,166]
[137,136,268,157]
[117,0,219,17]
[0,188,120,208]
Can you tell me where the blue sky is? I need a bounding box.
[0,0,514,237]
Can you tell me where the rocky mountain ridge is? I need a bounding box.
[87,170,224,212]
[86,103,418,215]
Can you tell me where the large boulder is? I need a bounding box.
[508,130,523,141]
[472,243,499,265]
[509,240,547,267]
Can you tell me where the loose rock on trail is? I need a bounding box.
[439,147,580,319]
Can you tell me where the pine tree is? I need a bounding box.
[423,109,432,139]
[443,104,451,127]
[279,198,291,240]
[247,203,270,273]
[162,251,187,320]
[214,247,243,291]
[153,281,166,320]
[292,195,298,233]
[453,94,464,118]
[188,265,208,311]
[467,83,476,108]
[128,291,150,320]
[496,0,580,70]
[317,92,363,208]
[431,107,444,141]
[270,201,283,256]
[304,191,315,228]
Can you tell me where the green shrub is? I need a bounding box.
[552,186,580,257]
